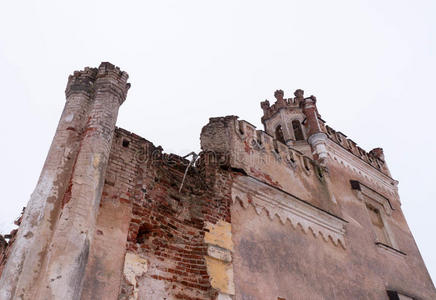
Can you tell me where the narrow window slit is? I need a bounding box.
[292,120,304,141]
[275,125,285,144]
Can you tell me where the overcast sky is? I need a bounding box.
[0,0,435,282]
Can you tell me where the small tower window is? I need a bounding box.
[292,120,304,141]
[275,125,286,144]
[122,139,130,148]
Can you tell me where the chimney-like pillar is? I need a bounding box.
[302,95,328,165]
[35,63,130,300]
[0,68,97,299]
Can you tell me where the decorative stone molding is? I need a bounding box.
[231,176,347,248]
[350,180,394,215]
[327,140,398,199]
[308,132,328,163]
[375,242,406,258]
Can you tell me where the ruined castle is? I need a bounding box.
[0,62,434,300]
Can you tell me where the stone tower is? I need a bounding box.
[0,63,130,299]
[0,64,434,300]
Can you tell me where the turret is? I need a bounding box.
[0,66,98,300]
[260,89,307,145]
[301,93,328,165]
[0,62,130,300]
[261,89,328,164]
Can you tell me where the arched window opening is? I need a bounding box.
[292,120,304,141]
[275,125,286,144]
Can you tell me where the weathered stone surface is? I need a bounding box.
[207,245,232,263]
[0,66,434,300]
[205,221,234,252]
[205,256,235,295]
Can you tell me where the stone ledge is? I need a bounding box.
[375,242,406,257]
[232,176,347,248]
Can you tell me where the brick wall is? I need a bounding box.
[80,127,237,300]
[120,146,234,299]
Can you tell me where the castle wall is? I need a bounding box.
[326,159,435,299]
[231,162,436,299]
[1,64,434,300]
[81,128,141,300]
[81,127,238,300]
[201,115,435,299]
[232,201,370,299]
[201,116,341,217]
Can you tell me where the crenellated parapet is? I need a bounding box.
[201,116,342,217]
[259,88,391,177]
[260,89,306,123]
[95,62,130,104]
[65,62,130,104]
[65,67,98,98]
[323,124,391,177]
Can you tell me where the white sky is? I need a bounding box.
[0,0,435,283]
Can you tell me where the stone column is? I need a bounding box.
[302,95,328,165]
[34,63,130,300]
[0,68,97,299]
[302,95,338,206]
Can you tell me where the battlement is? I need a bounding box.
[261,89,316,122]
[232,117,323,174]
[65,67,98,98]
[204,115,330,174]
[97,62,129,83]
[323,124,390,177]
[201,116,341,216]
[65,62,130,103]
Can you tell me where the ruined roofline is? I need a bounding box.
[120,108,392,184]
[117,123,348,228]
[114,126,193,168]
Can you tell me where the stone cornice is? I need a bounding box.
[375,242,406,257]
[231,176,347,248]
[326,140,398,199]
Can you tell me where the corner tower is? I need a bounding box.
[0,62,130,300]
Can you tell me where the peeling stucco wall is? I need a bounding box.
[1,65,434,300]
[204,220,234,298]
